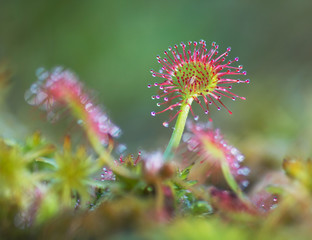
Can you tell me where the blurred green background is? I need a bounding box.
[0,0,311,159]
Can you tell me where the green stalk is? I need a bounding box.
[68,100,137,180]
[163,97,193,161]
[220,158,244,200]
[86,130,137,180]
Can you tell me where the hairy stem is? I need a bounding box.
[86,130,137,179]
[220,159,244,199]
[163,97,193,161]
[68,100,137,180]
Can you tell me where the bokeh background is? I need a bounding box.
[0,0,311,165]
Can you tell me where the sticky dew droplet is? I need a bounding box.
[85,103,93,111]
[163,122,169,127]
[241,180,249,188]
[116,144,127,154]
[77,119,84,125]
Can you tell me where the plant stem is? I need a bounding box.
[163,98,193,162]
[155,179,164,216]
[69,101,137,180]
[220,159,245,200]
[87,130,137,180]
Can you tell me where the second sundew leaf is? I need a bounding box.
[184,122,249,197]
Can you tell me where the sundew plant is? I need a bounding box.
[0,41,312,239]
